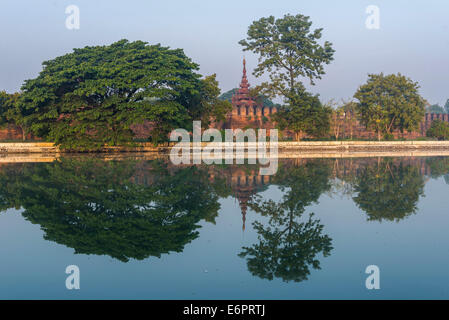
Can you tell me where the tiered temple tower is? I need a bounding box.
[226,58,277,130]
[231,58,257,116]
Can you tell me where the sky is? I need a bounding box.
[1,0,448,105]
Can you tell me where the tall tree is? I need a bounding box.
[354,73,426,141]
[19,39,204,150]
[239,14,335,140]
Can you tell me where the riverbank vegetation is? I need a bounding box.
[0,13,447,150]
[426,119,449,140]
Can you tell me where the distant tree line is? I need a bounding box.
[426,100,449,114]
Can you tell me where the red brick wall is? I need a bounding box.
[0,124,33,141]
[330,113,449,140]
[1,113,447,141]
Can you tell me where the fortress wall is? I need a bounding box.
[1,113,449,142]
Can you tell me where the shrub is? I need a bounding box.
[426,119,449,140]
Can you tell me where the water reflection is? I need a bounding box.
[240,161,333,282]
[0,159,226,262]
[0,156,448,282]
[352,159,425,222]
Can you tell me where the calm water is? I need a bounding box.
[0,156,448,299]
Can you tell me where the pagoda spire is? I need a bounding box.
[230,57,256,118]
[243,57,247,78]
[239,57,250,90]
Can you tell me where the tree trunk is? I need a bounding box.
[21,127,26,141]
[349,118,354,140]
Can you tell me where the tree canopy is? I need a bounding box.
[188,74,232,126]
[354,73,426,140]
[239,14,334,140]
[0,91,10,127]
[19,39,227,150]
[0,91,28,139]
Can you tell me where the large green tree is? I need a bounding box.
[19,39,209,150]
[239,14,334,140]
[354,73,426,141]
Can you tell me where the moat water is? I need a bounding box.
[0,156,448,299]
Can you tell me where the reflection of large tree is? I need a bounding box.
[239,161,333,283]
[353,159,424,222]
[0,159,225,262]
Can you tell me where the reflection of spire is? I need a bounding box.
[241,203,247,231]
[235,176,254,232]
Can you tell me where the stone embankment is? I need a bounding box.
[2,141,449,155]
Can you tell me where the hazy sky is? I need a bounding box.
[1,0,448,105]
